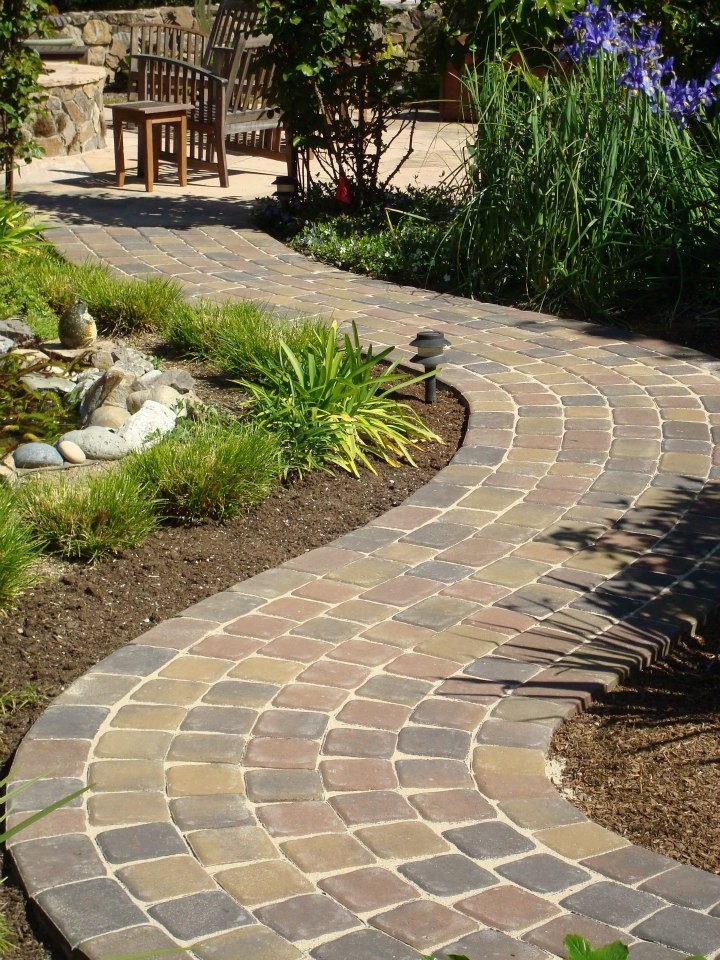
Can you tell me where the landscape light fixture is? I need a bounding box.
[409,329,449,404]
[273,175,297,212]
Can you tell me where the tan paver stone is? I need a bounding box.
[537,822,629,859]
[361,621,436,649]
[272,683,349,711]
[415,629,503,663]
[188,826,279,866]
[228,657,304,683]
[129,679,209,706]
[196,925,302,960]
[562,548,640,575]
[87,792,170,827]
[189,634,262,661]
[166,763,245,797]
[370,900,476,951]
[215,860,313,905]
[384,652,463,681]
[458,488,520,511]
[87,760,165,792]
[331,790,417,826]
[320,758,397,792]
[224,613,297,640]
[285,546,363,574]
[327,557,409,587]
[282,833,375,872]
[506,448,557,463]
[473,745,546,777]
[440,580,510,604]
[331,599,399,625]
[292,580,361,603]
[260,597,329,621]
[134,618,219,650]
[476,558,551,587]
[335,699,411,731]
[261,635,333,663]
[660,452,708,477]
[159,656,231,682]
[456,885,560,930]
[78,925,189,960]
[110,704,187,730]
[374,542,438,564]
[524,914,632,956]
[243,737,320,769]
[94,730,172,760]
[233,568,316,600]
[356,821,451,859]
[117,855,216,902]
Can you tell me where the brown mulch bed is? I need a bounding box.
[550,627,720,877]
[0,363,465,960]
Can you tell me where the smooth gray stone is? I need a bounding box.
[13,442,64,468]
[60,427,131,461]
[0,336,14,355]
[20,374,75,394]
[0,317,34,343]
[118,400,176,451]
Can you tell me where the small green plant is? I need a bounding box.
[238,321,441,477]
[15,469,159,561]
[0,682,43,718]
[0,487,41,613]
[123,415,281,522]
[0,201,47,258]
[0,352,80,457]
[563,936,706,960]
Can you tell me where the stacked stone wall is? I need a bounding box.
[44,2,439,84]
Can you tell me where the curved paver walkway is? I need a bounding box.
[7,198,720,960]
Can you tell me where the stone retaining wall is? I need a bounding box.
[45,2,438,84]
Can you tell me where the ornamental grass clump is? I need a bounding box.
[124,415,282,522]
[0,487,41,613]
[451,42,720,323]
[238,321,441,477]
[15,469,159,561]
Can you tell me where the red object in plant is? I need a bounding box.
[335,175,351,205]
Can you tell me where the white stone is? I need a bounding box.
[88,405,131,429]
[118,401,176,451]
[126,389,152,415]
[151,385,182,409]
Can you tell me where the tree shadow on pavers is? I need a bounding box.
[15,183,258,230]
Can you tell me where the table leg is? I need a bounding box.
[142,118,154,192]
[113,112,126,188]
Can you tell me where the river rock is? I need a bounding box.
[137,369,163,388]
[88,404,131,429]
[60,426,131,460]
[126,389,151,414]
[0,318,34,345]
[13,442,64,468]
[0,336,14,355]
[111,346,154,377]
[57,439,86,464]
[118,400,176,451]
[89,348,114,370]
[80,368,137,421]
[153,368,196,393]
[58,300,97,349]
[0,463,14,484]
[11,348,49,369]
[20,373,76,394]
[151,384,182,409]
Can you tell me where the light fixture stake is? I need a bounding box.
[409,329,450,404]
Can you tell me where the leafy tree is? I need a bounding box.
[255,0,415,208]
[0,0,49,200]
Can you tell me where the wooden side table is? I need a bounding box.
[112,100,193,192]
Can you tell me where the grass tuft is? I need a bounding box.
[0,487,41,614]
[15,469,159,562]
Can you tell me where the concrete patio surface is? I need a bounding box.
[6,109,720,960]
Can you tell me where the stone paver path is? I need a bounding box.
[7,180,720,960]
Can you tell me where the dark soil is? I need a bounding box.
[550,627,720,877]
[0,364,466,960]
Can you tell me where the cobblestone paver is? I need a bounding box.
[8,167,720,960]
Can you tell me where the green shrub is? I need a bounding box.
[123,416,281,522]
[0,201,47,258]
[15,469,159,561]
[450,55,720,323]
[238,321,440,477]
[0,486,41,613]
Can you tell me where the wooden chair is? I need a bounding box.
[127,23,207,99]
[130,1,290,186]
